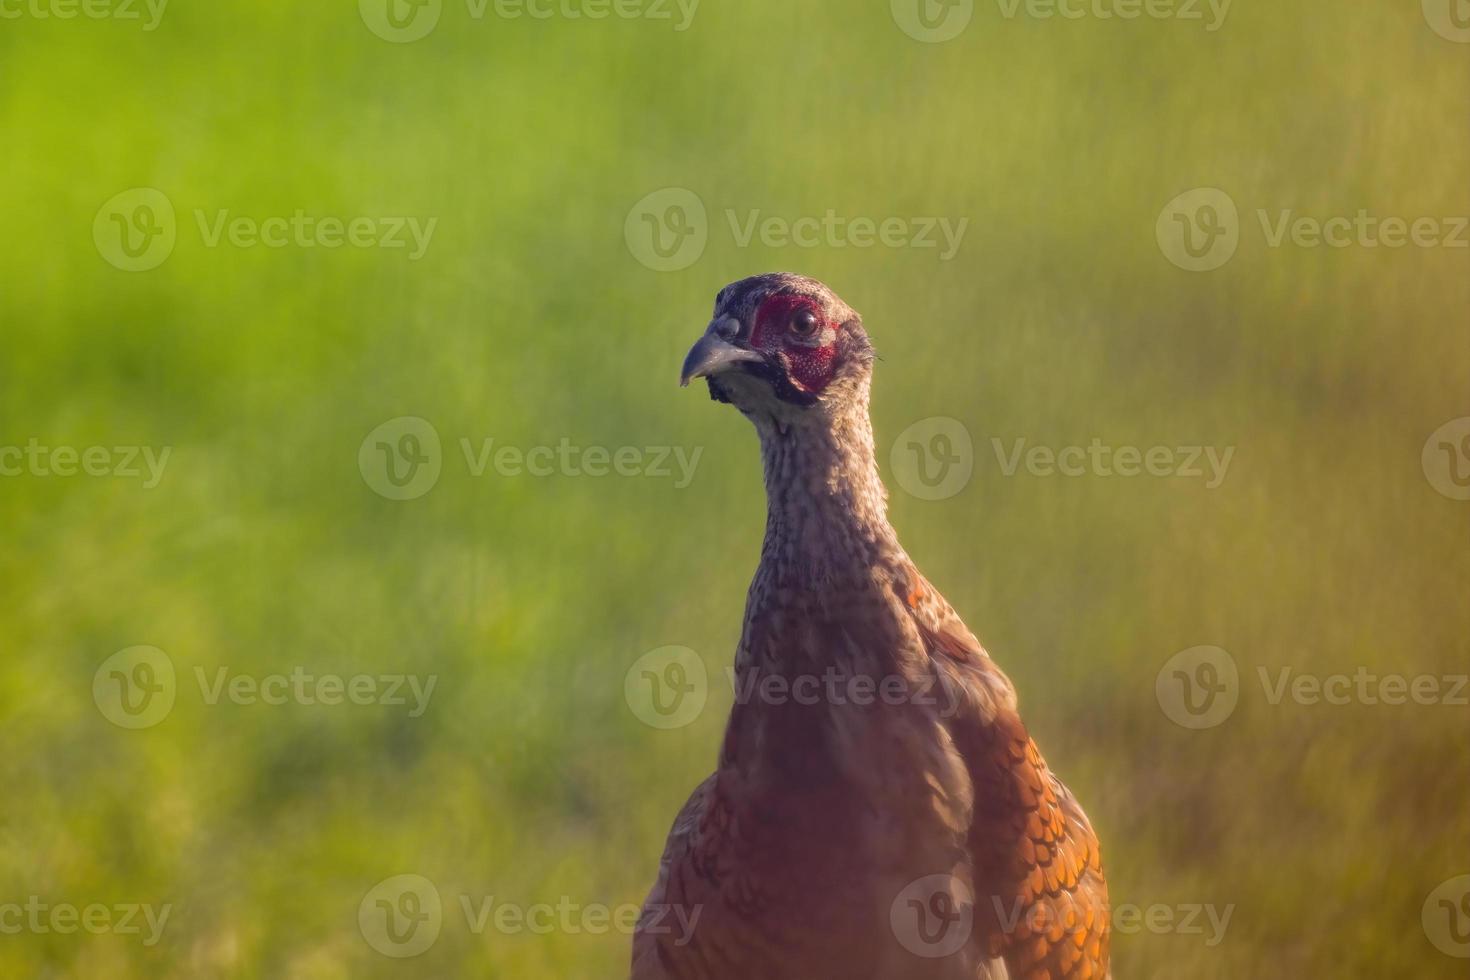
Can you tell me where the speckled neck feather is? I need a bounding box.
[754,374,901,587]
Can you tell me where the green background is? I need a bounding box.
[1,0,1467,976]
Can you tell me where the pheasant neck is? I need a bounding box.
[756,380,900,584]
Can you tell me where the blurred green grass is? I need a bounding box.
[1,0,1467,976]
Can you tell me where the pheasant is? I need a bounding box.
[633,274,1110,980]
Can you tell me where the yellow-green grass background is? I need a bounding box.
[1,0,1466,976]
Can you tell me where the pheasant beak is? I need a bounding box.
[680,318,763,387]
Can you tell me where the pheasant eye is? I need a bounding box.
[792,310,821,337]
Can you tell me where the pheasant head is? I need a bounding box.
[680,273,876,422]
[680,273,892,578]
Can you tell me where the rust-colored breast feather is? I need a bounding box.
[632,775,717,980]
[910,577,1111,980]
[635,570,1110,980]
[963,713,1110,978]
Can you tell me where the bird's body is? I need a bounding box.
[635,275,1109,980]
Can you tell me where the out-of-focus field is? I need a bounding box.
[1,1,1466,976]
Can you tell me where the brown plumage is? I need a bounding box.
[634,274,1109,980]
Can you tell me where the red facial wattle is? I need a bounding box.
[749,294,839,393]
